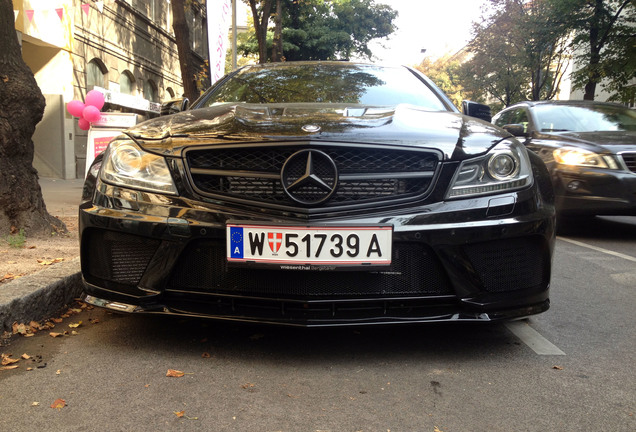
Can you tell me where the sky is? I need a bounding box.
[368,0,489,65]
[230,0,489,65]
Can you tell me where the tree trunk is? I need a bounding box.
[248,0,274,63]
[0,0,65,237]
[583,0,604,101]
[271,0,283,62]
[172,0,198,101]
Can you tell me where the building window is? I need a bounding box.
[166,0,172,33]
[119,71,135,95]
[166,87,175,99]
[144,79,158,102]
[86,59,107,89]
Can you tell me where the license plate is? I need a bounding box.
[227,223,392,268]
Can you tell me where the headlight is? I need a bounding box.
[553,147,618,169]
[101,140,178,194]
[446,140,533,199]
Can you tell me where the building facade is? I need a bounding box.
[15,0,208,179]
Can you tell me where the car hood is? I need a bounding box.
[547,131,636,153]
[127,103,509,160]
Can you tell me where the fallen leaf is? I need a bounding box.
[68,321,82,328]
[166,369,185,377]
[31,402,39,406]
[1,355,20,366]
[12,323,27,335]
[1,365,19,371]
[56,370,62,375]
[552,365,563,370]
[49,332,63,338]
[241,383,256,389]
[21,354,31,360]
[50,399,66,410]
[174,410,185,418]
[52,318,63,324]
[37,258,65,266]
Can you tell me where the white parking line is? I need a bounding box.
[504,321,566,355]
[557,236,636,262]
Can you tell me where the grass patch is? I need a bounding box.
[6,228,26,248]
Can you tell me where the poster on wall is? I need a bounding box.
[85,113,137,178]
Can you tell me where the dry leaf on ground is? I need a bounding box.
[50,399,66,410]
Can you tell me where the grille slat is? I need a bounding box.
[620,152,636,173]
[185,144,440,208]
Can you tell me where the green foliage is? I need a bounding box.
[462,0,571,107]
[416,56,466,109]
[546,0,635,102]
[6,228,26,249]
[239,0,397,62]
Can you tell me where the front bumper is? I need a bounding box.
[553,166,636,216]
[79,180,555,327]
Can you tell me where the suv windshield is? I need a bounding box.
[534,103,636,132]
[197,63,448,111]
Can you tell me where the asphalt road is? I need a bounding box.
[1,216,634,432]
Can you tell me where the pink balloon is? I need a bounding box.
[67,100,85,118]
[85,90,105,110]
[78,117,90,131]
[83,105,102,123]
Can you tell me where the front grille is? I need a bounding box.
[168,240,452,298]
[185,144,440,209]
[82,230,160,285]
[464,237,547,293]
[620,152,636,173]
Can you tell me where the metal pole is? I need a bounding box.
[232,0,237,70]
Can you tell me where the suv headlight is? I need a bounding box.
[446,140,533,199]
[553,147,618,169]
[101,139,178,194]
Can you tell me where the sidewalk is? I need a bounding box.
[0,177,85,332]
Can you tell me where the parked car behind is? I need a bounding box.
[80,62,555,327]
[493,100,636,217]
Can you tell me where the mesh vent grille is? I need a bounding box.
[465,237,546,293]
[169,240,452,297]
[83,230,160,285]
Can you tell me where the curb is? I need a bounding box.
[0,257,82,332]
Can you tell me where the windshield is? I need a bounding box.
[533,104,636,132]
[197,63,448,111]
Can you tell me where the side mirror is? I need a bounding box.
[160,98,190,115]
[502,123,528,137]
[462,100,492,122]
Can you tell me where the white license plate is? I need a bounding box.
[227,223,392,267]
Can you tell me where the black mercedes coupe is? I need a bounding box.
[80,62,555,326]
